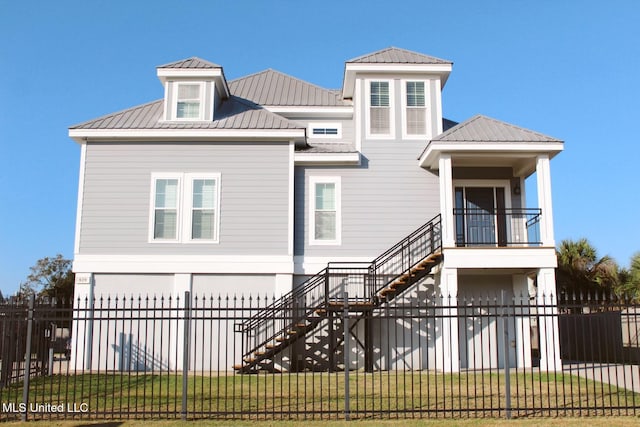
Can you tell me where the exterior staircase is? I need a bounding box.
[233,214,442,373]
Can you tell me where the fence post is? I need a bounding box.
[343,290,350,421]
[21,295,35,422]
[501,290,512,419]
[181,291,191,421]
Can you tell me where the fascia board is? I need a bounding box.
[69,128,306,143]
[418,142,564,168]
[294,152,360,165]
[264,106,353,118]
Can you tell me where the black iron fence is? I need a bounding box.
[0,291,638,421]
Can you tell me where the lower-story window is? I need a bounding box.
[150,173,221,243]
[309,176,341,245]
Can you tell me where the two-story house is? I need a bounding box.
[69,47,563,373]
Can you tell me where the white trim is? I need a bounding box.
[72,254,295,274]
[162,81,170,121]
[69,129,306,143]
[442,247,557,269]
[308,122,342,139]
[157,68,224,79]
[309,176,342,246]
[365,79,395,139]
[263,106,353,117]
[148,173,183,243]
[434,78,443,136]
[288,141,295,256]
[293,256,373,275]
[294,152,360,165]
[172,82,205,121]
[184,173,221,244]
[418,141,564,169]
[354,79,362,152]
[401,79,430,139]
[73,143,87,254]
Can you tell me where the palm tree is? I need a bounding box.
[617,252,640,302]
[556,238,619,299]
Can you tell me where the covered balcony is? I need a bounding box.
[419,114,564,252]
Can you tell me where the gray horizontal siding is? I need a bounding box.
[80,142,290,255]
[302,119,354,144]
[295,140,440,258]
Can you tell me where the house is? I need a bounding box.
[69,47,563,373]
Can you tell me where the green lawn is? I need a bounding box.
[1,371,638,420]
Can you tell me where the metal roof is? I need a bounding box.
[69,97,302,130]
[157,57,221,69]
[433,115,561,143]
[295,142,358,153]
[229,69,349,106]
[347,47,452,64]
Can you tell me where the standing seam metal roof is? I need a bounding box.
[229,69,349,106]
[156,57,221,69]
[432,115,561,143]
[69,97,303,130]
[347,47,452,64]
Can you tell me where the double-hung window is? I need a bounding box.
[150,173,220,243]
[369,81,391,136]
[175,83,202,120]
[152,177,180,240]
[405,81,427,136]
[310,176,341,245]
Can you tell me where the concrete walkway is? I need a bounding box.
[564,362,640,393]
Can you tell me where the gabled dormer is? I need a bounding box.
[342,47,452,141]
[157,57,230,122]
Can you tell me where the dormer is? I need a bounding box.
[342,47,452,140]
[157,57,230,122]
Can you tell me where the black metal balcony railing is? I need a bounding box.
[454,208,542,247]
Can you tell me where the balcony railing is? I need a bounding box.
[453,208,542,247]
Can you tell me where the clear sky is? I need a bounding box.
[1,0,639,295]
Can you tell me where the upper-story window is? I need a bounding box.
[309,123,342,139]
[152,177,180,240]
[175,83,203,120]
[368,81,392,137]
[404,81,427,136]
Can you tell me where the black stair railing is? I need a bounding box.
[236,214,442,370]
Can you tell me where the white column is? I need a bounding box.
[512,274,532,368]
[70,273,94,371]
[174,273,192,371]
[439,154,455,247]
[275,273,293,297]
[435,267,459,372]
[536,155,555,247]
[537,268,561,371]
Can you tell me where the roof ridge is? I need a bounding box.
[69,99,163,129]
[226,95,301,127]
[156,56,221,69]
[346,46,451,64]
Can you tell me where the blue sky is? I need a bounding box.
[1,0,639,295]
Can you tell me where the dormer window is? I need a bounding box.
[175,83,203,120]
[366,80,394,138]
[404,81,427,136]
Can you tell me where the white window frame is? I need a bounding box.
[401,79,430,139]
[365,79,394,139]
[185,173,221,243]
[149,172,221,244]
[149,173,183,243]
[309,176,341,246]
[308,122,342,139]
[172,82,204,121]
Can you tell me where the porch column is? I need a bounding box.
[512,274,532,368]
[439,154,455,247]
[435,267,459,372]
[536,155,555,247]
[536,268,561,371]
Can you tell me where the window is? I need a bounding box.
[309,177,341,245]
[152,178,180,240]
[308,123,342,139]
[190,178,218,240]
[369,81,391,135]
[175,83,202,119]
[405,81,427,135]
[150,173,220,243]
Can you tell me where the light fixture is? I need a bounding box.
[513,184,521,195]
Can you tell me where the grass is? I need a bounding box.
[0,370,638,420]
